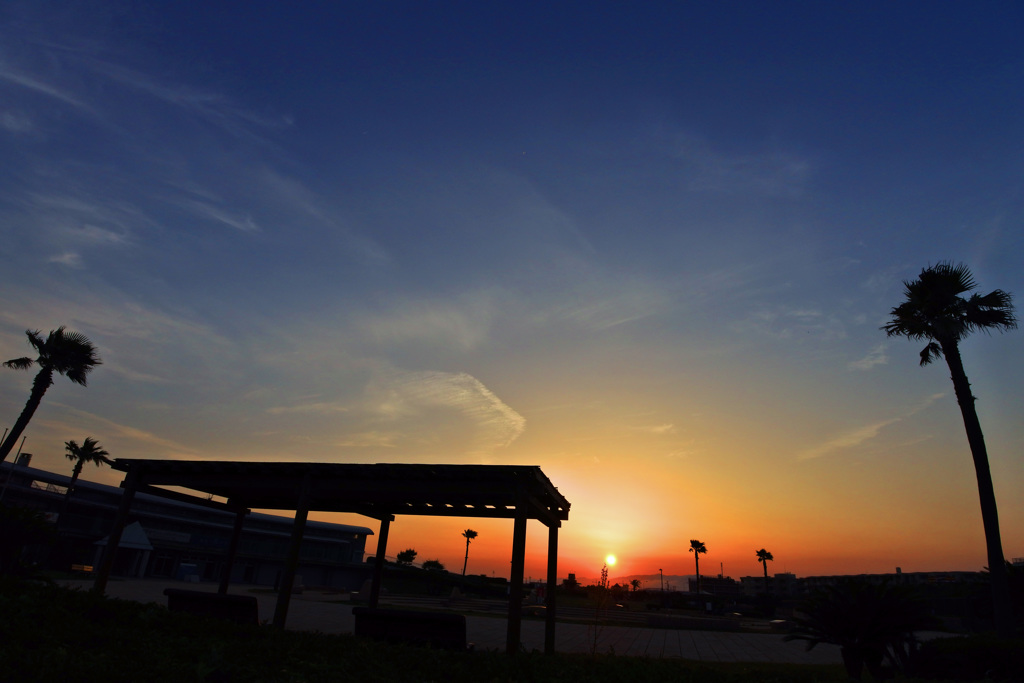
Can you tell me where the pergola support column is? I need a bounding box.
[506,510,528,655]
[272,478,311,628]
[93,468,139,595]
[219,505,247,595]
[369,517,391,608]
[544,523,559,654]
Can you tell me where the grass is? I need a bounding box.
[0,578,866,682]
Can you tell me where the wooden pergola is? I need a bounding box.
[93,460,571,654]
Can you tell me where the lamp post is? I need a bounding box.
[659,568,664,592]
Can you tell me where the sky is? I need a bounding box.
[1,1,1022,584]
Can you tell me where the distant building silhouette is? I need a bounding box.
[1,461,373,589]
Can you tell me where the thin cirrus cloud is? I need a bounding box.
[0,63,93,112]
[366,370,526,456]
[359,297,495,352]
[848,344,888,371]
[798,393,946,461]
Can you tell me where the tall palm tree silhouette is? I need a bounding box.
[461,528,477,576]
[689,539,707,594]
[756,548,774,594]
[1,328,101,464]
[883,261,1016,635]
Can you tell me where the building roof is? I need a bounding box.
[111,460,571,526]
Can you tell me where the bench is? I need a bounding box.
[163,588,259,625]
[352,607,467,650]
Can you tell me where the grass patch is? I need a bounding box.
[0,578,855,682]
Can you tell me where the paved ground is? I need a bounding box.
[60,578,842,665]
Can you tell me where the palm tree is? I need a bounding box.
[882,262,1016,636]
[58,437,111,525]
[756,548,774,594]
[63,437,112,498]
[689,539,707,594]
[630,578,641,592]
[461,528,478,576]
[1,328,102,464]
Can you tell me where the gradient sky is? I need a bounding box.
[1,2,1022,583]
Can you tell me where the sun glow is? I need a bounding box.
[605,554,616,566]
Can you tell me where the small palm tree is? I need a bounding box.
[689,539,707,594]
[630,578,641,592]
[1,328,102,464]
[461,528,477,576]
[58,437,111,526]
[63,437,112,498]
[882,262,1016,636]
[756,548,774,594]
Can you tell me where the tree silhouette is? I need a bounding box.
[58,437,112,525]
[395,548,417,565]
[461,528,477,576]
[422,559,445,571]
[63,437,111,498]
[756,548,774,594]
[1,328,101,464]
[689,539,707,594]
[630,578,641,592]
[882,262,1016,636]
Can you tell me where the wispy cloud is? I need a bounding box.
[0,63,92,112]
[736,305,847,341]
[848,344,888,371]
[48,252,82,267]
[83,58,289,140]
[798,393,946,460]
[1,111,34,134]
[366,370,526,456]
[359,296,495,352]
[181,199,261,233]
[266,402,349,416]
[673,134,812,197]
[59,407,200,456]
[635,423,677,435]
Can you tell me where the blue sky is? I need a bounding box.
[1,2,1022,580]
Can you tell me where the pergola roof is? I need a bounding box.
[111,460,571,527]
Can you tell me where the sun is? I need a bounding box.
[605,554,616,566]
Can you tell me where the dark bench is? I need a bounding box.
[163,588,259,625]
[352,607,467,650]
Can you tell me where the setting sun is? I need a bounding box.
[605,554,616,566]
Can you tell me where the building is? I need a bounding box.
[0,461,374,590]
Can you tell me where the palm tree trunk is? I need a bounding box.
[57,461,84,531]
[462,539,470,576]
[941,340,1013,636]
[763,561,769,595]
[0,368,54,464]
[694,555,700,594]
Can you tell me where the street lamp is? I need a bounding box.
[659,568,664,592]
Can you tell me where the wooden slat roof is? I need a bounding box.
[111,460,570,526]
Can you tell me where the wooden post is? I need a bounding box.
[506,511,528,655]
[219,505,247,595]
[272,478,310,628]
[369,517,391,608]
[93,468,139,594]
[544,523,559,654]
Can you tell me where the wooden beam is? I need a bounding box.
[369,517,391,608]
[506,510,528,655]
[93,468,140,595]
[544,523,559,654]
[272,477,310,628]
[219,504,248,595]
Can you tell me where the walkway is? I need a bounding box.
[59,579,841,665]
